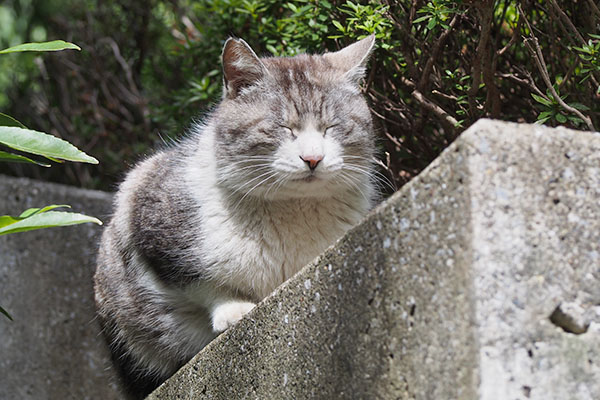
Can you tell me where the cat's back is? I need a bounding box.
[106,146,188,235]
[95,141,201,287]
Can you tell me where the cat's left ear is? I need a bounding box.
[323,35,375,84]
[222,38,268,99]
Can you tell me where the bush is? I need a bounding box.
[1,0,598,190]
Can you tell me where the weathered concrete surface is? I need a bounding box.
[0,176,120,399]
[148,119,600,400]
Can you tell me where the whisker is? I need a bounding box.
[220,163,272,174]
[338,171,370,203]
[217,165,272,185]
[264,173,285,199]
[234,172,278,209]
[271,173,291,195]
[343,157,396,191]
[223,169,275,201]
[343,164,396,192]
[217,158,275,171]
[342,155,378,165]
[219,160,274,169]
[220,156,276,163]
[342,167,388,195]
[342,154,373,160]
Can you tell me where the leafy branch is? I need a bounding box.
[1,40,101,321]
[519,5,596,131]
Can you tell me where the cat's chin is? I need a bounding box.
[290,175,319,183]
[262,178,349,200]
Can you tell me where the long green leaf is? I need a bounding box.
[0,126,98,164]
[0,210,102,235]
[0,306,13,321]
[0,215,19,228]
[531,93,553,107]
[0,113,26,128]
[0,150,51,167]
[0,40,81,54]
[0,205,71,229]
[18,204,70,218]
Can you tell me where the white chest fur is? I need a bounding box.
[202,195,363,299]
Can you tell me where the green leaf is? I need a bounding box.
[0,40,81,54]
[265,44,278,55]
[0,151,51,167]
[568,102,590,111]
[0,127,98,164]
[413,15,431,24]
[18,204,70,218]
[572,46,590,54]
[555,113,567,123]
[0,113,26,128]
[0,205,71,228]
[0,211,102,235]
[331,20,345,33]
[535,116,551,124]
[0,215,19,228]
[427,18,437,30]
[0,305,13,321]
[531,93,552,106]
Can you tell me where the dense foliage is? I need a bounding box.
[1,0,599,190]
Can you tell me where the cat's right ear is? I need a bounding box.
[222,38,267,99]
[323,35,375,85]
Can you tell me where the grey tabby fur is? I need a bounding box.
[94,35,377,399]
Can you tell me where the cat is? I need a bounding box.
[94,35,377,399]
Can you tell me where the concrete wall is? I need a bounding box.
[148,119,600,400]
[0,177,119,399]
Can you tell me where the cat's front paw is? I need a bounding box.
[211,301,256,333]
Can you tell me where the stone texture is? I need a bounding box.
[0,176,120,399]
[148,119,600,400]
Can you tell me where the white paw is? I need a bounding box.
[211,301,256,333]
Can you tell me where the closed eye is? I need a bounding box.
[280,125,295,137]
[324,124,339,135]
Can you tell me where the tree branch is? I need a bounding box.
[468,0,495,118]
[411,89,459,135]
[587,0,600,19]
[524,36,595,131]
[417,14,460,92]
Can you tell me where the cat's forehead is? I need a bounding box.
[261,54,337,85]
[262,53,322,70]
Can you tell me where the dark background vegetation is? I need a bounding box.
[1,0,599,192]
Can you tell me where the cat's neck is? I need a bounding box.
[226,189,369,215]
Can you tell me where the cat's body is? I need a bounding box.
[94,36,377,399]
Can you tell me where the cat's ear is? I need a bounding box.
[323,35,375,84]
[222,38,268,98]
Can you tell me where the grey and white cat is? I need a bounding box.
[94,35,377,399]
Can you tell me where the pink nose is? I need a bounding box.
[300,155,323,171]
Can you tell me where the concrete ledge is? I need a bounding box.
[0,176,119,399]
[148,119,600,400]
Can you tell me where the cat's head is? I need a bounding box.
[213,36,376,202]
